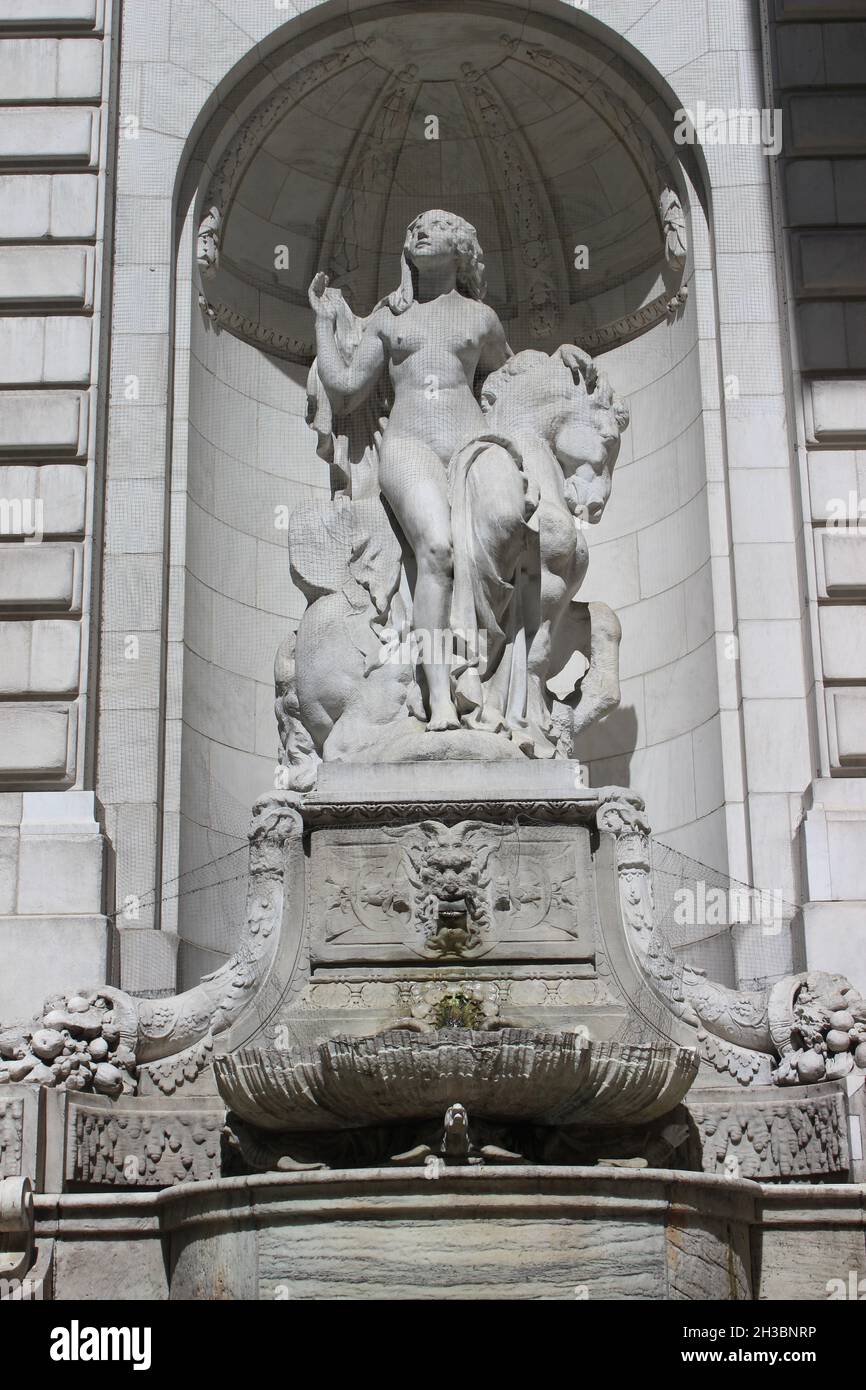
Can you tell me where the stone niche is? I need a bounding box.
[174,0,717,986]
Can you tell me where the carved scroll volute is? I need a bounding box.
[596,796,654,931]
[595,793,699,1028]
[614,834,654,937]
[131,792,304,1074]
[594,795,652,940]
[248,790,304,874]
[0,1175,33,1284]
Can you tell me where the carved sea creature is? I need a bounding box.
[390,1103,525,1169]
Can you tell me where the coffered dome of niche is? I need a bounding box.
[196,12,689,362]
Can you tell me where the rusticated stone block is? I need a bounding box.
[0,246,92,309]
[0,544,79,613]
[809,378,866,444]
[0,618,80,696]
[820,530,866,596]
[0,391,87,455]
[0,174,98,240]
[786,94,866,156]
[0,465,87,536]
[0,108,98,166]
[0,316,91,386]
[0,703,75,785]
[795,232,866,298]
[827,689,866,769]
[0,1,101,28]
[820,605,866,680]
[0,38,102,101]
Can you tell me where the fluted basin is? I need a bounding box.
[214,1029,698,1132]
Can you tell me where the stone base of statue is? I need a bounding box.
[207,764,698,1165]
[208,763,699,1170]
[2,759,866,1300]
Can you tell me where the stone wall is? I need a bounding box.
[176,315,316,981]
[0,0,862,1010]
[78,0,831,980]
[582,291,722,868]
[0,0,115,1018]
[764,0,866,992]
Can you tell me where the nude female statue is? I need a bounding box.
[308,209,511,731]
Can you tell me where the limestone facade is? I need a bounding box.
[0,0,115,1019]
[0,1,863,1038]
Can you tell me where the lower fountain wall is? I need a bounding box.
[163,1169,757,1302]
[27,1170,866,1303]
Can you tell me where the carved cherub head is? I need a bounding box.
[481,345,629,524]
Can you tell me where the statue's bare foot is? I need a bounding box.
[427,698,461,732]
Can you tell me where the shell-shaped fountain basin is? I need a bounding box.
[215,1029,698,1133]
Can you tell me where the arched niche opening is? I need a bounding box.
[168,1,722,985]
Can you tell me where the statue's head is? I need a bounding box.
[386,209,486,313]
[481,347,629,524]
[444,1102,468,1134]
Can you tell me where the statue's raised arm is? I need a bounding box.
[308,272,386,414]
[305,273,390,498]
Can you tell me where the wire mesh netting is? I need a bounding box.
[652,839,804,992]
